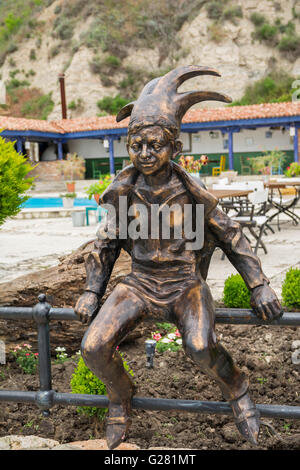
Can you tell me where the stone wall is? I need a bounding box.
[27,161,86,182]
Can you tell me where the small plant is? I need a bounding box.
[285,162,300,178]
[60,152,86,183]
[12,343,38,374]
[85,175,112,200]
[178,155,208,173]
[70,352,134,420]
[60,192,77,199]
[68,98,83,111]
[257,377,268,385]
[283,423,291,433]
[223,274,251,309]
[55,347,68,363]
[151,326,182,353]
[282,268,300,308]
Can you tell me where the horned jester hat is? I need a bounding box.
[116,64,232,135]
[98,65,233,221]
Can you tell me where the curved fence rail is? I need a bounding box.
[0,294,299,419]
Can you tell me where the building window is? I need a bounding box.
[209,131,219,139]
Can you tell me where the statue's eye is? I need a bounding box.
[130,143,140,151]
[152,143,161,151]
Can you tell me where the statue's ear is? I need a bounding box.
[172,139,183,160]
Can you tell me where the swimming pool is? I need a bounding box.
[22,197,98,209]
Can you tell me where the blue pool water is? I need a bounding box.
[22,197,98,209]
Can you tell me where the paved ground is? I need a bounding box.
[0,204,299,301]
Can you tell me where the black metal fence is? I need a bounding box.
[0,294,300,420]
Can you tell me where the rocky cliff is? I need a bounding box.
[0,0,300,120]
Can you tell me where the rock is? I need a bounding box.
[291,340,300,351]
[52,444,83,450]
[0,438,10,450]
[0,435,60,450]
[264,333,272,343]
[221,424,241,443]
[67,439,140,450]
[291,350,300,365]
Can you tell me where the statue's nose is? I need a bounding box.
[140,144,150,159]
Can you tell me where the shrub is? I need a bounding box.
[0,136,35,225]
[21,93,54,120]
[278,34,300,56]
[70,353,134,419]
[250,13,266,27]
[97,94,130,115]
[206,1,224,20]
[29,49,37,61]
[55,18,74,41]
[223,5,243,24]
[282,268,300,308]
[254,23,278,45]
[231,70,294,106]
[104,55,121,68]
[223,274,251,308]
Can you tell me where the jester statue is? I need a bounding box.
[75,66,283,449]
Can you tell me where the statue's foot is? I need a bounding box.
[106,402,132,450]
[230,392,260,445]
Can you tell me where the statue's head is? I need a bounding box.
[116,65,231,176]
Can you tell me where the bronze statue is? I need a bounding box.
[75,66,283,449]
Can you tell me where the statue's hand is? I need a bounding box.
[74,291,100,325]
[250,282,283,321]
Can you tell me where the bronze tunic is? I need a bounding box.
[121,170,202,314]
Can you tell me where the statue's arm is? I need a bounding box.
[207,206,283,320]
[74,238,121,324]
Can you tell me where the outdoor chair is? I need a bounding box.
[239,155,251,175]
[230,189,269,255]
[91,161,102,179]
[212,155,226,176]
[269,187,299,231]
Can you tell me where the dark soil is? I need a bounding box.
[0,315,299,450]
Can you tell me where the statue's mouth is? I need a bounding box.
[139,159,156,168]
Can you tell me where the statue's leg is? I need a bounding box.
[173,280,260,445]
[81,283,147,449]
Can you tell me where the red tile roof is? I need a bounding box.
[1,101,300,134]
[0,116,64,133]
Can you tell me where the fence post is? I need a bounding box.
[33,294,53,416]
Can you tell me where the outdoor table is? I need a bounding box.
[264,181,300,228]
[209,189,252,199]
[85,206,98,226]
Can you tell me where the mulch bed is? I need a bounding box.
[0,315,299,450]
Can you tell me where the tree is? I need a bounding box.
[0,135,35,225]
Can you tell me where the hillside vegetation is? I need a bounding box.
[0,0,300,119]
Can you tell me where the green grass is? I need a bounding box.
[21,93,54,120]
[0,0,46,65]
[230,70,294,106]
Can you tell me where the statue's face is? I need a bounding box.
[127,126,179,176]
